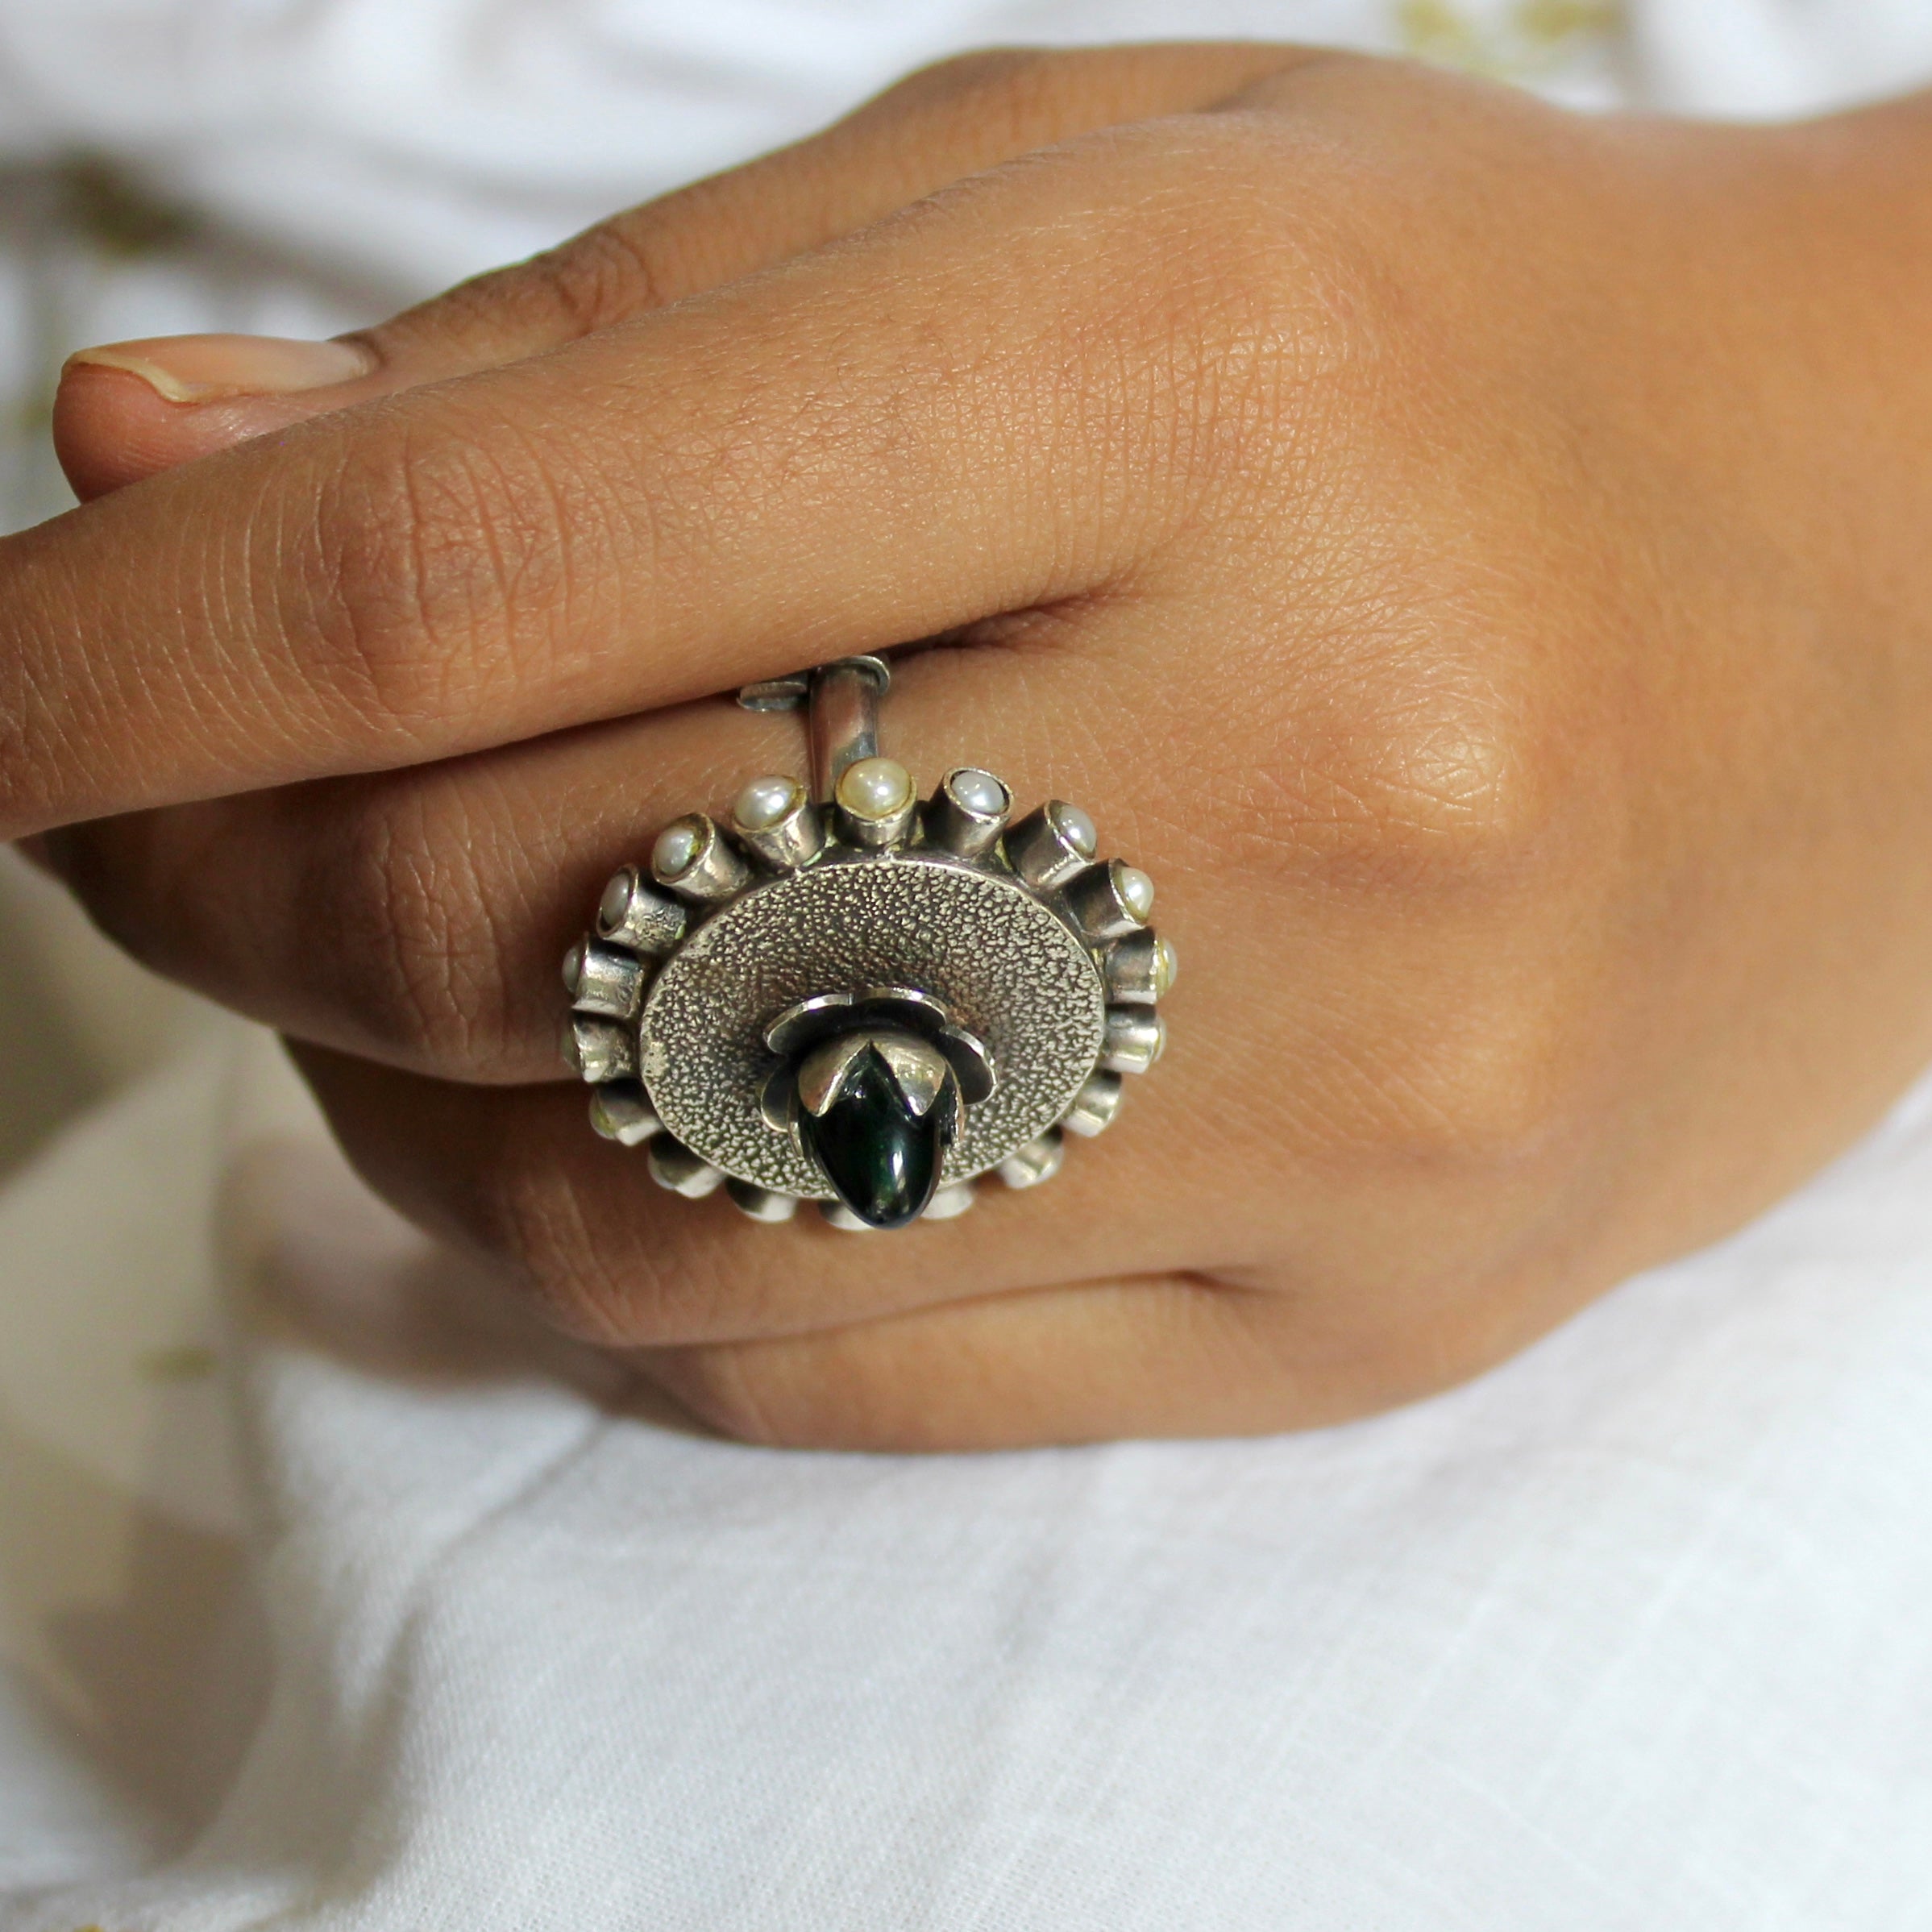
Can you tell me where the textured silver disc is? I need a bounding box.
[638,850,1105,1195]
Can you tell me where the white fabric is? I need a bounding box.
[2,4,1932,1926]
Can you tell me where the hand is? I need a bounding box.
[23,48,1932,1447]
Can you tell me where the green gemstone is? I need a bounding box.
[799,1045,944,1230]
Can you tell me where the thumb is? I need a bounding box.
[52,44,1309,501]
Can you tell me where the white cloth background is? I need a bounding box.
[2,4,1931,1926]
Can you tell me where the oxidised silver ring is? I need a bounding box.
[561,656,1174,1230]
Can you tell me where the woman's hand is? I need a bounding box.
[21,48,1932,1446]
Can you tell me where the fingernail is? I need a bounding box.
[63,333,377,403]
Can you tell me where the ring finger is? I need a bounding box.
[44,627,1207,1086]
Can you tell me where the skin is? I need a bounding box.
[15,47,1932,1448]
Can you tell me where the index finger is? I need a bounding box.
[0,114,1302,841]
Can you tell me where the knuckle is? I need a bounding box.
[1238,634,1557,897]
[294,418,574,745]
[1288,979,1578,1174]
[515,218,677,337]
[1393,999,1576,1165]
[983,126,1392,500]
[383,214,677,357]
[1237,666,1589,1169]
[879,47,1053,118]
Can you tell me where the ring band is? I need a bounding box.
[562,656,1174,1230]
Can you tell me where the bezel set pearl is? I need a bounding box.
[837,756,914,820]
[1115,864,1155,923]
[1053,801,1098,860]
[595,865,686,954]
[948,768,1008,817]
[835,755,917,850]
[650,814,751,902]
[733,775,801,833]
[652,821,700,880]
[729,775,825,871]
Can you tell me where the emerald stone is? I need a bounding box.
[799,1045,945,1229]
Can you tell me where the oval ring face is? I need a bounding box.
[639,850,1106,1196]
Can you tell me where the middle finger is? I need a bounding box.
[47,635,1190,1086]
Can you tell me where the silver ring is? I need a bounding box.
[561,656,1175,1231]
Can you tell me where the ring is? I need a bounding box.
[561,657,1175,1230]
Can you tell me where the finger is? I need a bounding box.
[3,109,1313,841]
[638,1280,1348,1451]
[53,44,1317,498]
[54,334,380,501]
[289,1042,1270,1352]
[43,638,1135,1082]
[304,1018,1504,1451]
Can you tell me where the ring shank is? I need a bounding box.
[736,654,894,800]
[807,656,891,801]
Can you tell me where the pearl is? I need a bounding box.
[1114,863,1155,922]
[1052,801,1097,858]
[560,938,586,996]
[948,768,1007,818]
[652,821,701,880]
[734,775,800,832]
[597,869,635,933]
[1153,936,1179,997]
[837,756,912,821]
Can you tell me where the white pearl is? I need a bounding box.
[1053,801,1097,858]
[597,870,634,933]
[949,768,1007,817]
[560,937,586,996]
[652,821,700,879]
[1115,864,1154,921]
[734,775,799,832]
[837,756,912,821]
